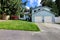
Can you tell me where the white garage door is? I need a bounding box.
[35,16,42,22]
[44,16,52,23]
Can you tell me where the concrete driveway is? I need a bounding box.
[0,23,60,40]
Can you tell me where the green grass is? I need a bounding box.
[0,20,40,31]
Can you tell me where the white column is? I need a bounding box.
[24,15,26,20]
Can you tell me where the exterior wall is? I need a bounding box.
[32,13,35,22]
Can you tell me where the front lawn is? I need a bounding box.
[0,20,40,31]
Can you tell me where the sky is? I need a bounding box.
[22,0,55,8]
[52,0,55,2]
[22,0,42,8]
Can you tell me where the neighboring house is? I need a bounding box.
[19,9,30,20]
[32,6,55,23]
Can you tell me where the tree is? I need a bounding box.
[0,0,1,13]
[0,0,17,19]
[19,0,28,19]
[29,7,33,21]
[41,0,53,7]
[51,2,59,16]
[0,0,23,19]
[0,0,28,20]
[56,0,60,16]
[41,0,59,16]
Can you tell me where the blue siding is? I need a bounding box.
[33,11,55,17]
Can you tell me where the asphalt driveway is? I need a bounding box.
[0,23,60,40]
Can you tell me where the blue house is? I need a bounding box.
[32,6,55,23]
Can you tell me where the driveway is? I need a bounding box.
[0,23,60,40]
[35,23,60,40]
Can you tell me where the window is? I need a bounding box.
[38,9,40,11]
[20,14,24,18]
[34,10,36,12]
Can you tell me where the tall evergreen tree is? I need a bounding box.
[41,0,53,7]
[56,0,60,16]
[41,0,59,16]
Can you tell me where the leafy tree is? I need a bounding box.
[0,0,1,13]
[41,0,53,7]
[0,0,28,19]
[0,0,23,19]
[0,0,14,19]
[51,2,59,16]
[19,0,28,18]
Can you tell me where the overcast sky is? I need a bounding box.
[22,0,55,8]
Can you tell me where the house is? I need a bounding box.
[32,6,55,23]
[19,6,55,23]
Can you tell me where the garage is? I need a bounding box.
[32,7,55,23]
[34,16,54,23]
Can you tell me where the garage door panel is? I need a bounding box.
[44,16,52,23]
[35,16,42,22]
[34,16,52,23]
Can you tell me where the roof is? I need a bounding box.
[32,6,55,15]
[42,6,51,11]
[32,9,55,16]
[32,6,51,11]
[33,10,55,16]
[32,6,42,10]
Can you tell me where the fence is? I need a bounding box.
[55,17,60,23]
